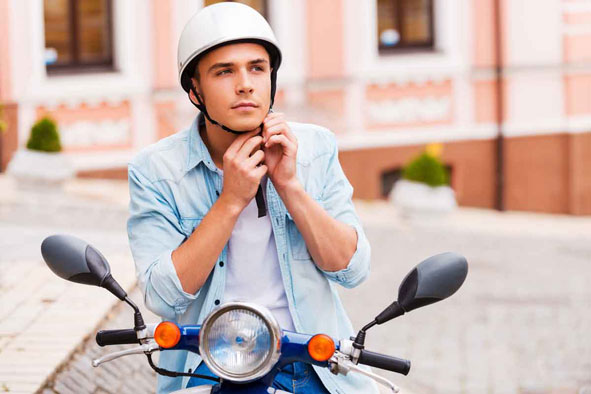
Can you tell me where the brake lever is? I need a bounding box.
[92,341,160,367]
[137,323,158,343]
[329,352,400,393]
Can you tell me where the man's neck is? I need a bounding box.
[200,118,239,169]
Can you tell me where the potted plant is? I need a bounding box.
[390,144,457,217]
[7,117,74,191]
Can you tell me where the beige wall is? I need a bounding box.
[3,0,591,214]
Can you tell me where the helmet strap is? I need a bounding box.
[189,86,267,135]
[190,87,270,217]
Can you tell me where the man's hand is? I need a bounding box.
[220,129,267,212]
[262,112,298,190]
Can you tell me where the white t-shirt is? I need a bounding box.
[224,176,296,331]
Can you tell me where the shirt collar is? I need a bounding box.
[186,114,219,173]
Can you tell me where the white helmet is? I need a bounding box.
[177,3,282,134]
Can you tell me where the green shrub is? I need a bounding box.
[402,152,449,187]
[26,117,62,152]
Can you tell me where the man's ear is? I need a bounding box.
[189,77,203,106]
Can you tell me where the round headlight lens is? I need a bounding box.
[199,303,281,382]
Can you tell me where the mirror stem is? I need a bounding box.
[353,320,377,349]
[375,301,405,324]
[353,301,406,349]
[362,320,377,332]
[103,274,128,300]
[124,296,146,331]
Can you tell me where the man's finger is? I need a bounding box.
[264,124,284,141]
[265,134,296,156]
[263,114,284,128]
[236,135,264,160]
[264,112,283,122]
[225,128,261,157]
[245,149,265,168]
[264,122,296,145]
[253,164,268,180]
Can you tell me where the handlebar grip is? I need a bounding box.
[358,349,411,375]
[96,329,139,347]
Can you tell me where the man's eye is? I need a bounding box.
[252,66,264,72]
[216,69,231,76]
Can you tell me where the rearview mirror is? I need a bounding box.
[41,234,127,300]
[374,252,468,325]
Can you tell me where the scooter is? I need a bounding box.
[41,234,468,393]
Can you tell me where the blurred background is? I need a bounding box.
[1,0,590,214]
[0,0,590,393]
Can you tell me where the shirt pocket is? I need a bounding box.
[287,217,311,261]
[179,217,203,238]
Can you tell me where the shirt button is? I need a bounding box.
[219,261,224,267]
[214,299,220,305]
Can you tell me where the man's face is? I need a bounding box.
[193,43,272,132]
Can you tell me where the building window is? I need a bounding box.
[204,0,268,20]
[44,0,114,74]
[381,168,403,198]
[377,0,434,52]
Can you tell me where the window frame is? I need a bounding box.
[45,0,115,75]
[203,0,269,20]
[377,0,435,54]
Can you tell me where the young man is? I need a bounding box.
[127,3,378,393]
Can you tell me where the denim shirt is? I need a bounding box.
[127,117,379,394]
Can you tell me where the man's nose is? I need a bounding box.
[236,68,254,94]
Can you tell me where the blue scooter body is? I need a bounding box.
[170,325,331,393]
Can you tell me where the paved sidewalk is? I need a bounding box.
[39,287,159,394]
[0,176,133,393]
[346,201,591,394]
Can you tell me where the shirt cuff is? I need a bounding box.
[320,223,370,288]
[147,249,200,315]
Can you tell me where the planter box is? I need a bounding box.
[390,179,457,218]
[7,149,74,192]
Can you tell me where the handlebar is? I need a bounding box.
[96,329,139,347]
[357,349,411,375]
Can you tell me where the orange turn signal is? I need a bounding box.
[154,321,181,349]
[307,334,335,362]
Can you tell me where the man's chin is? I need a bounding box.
[225,116,263,132]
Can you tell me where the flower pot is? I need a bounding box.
[6,149,75,192]
[390,179,457,218]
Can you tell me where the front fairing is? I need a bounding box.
[166,325,332,393]
[170,385,292,394]
[170,386,214,394]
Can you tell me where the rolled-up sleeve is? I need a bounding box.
[127,164,199,319]
[317,133,371,289]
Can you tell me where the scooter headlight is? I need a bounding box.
[199,302,282,382]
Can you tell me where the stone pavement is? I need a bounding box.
[0,176,135,393]
[38,287,159,394]
[344,202,591,394]
[0,175,590,393]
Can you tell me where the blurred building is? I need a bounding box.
[0,0,590,214]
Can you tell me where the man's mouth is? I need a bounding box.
[231,102,258,109]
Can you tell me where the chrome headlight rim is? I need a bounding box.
[199,302,282,382]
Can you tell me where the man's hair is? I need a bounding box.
[192,65,200,82]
